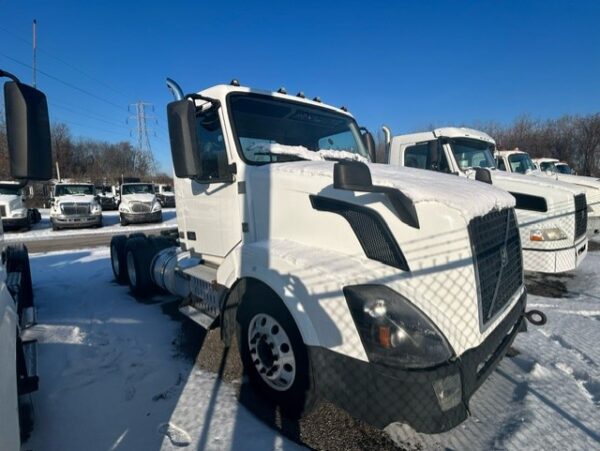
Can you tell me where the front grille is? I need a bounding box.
[574,194,588,239]
[0,205,6,217]
[131,202,152,213]
[469,208,522,326]
[61,203,90,215]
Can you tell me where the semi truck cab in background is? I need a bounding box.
[1,69,53,451]
[0,181,41,231]
[496,150,600,237]
[50,182,103,231]
[118,182,163,226]
[155,183,176,208]
[111,81,545,433]
[388,127,589,274]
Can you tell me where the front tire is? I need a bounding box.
[237,284,317,419]
[110,235,129,284]
[120,214,128,226]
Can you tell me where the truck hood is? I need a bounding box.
[267,161,515,221]
[480,170,585,197]
[0,194,20,204]
[55,195,95,204]
[121,193,156,203]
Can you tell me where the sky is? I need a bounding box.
[1,0,599,172]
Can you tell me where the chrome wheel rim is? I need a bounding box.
[248,313,296,391]
[126,252,136,286]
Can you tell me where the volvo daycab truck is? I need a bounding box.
[389,128,589,274]
[110,80,545,433]
[0,181,41,230]
[50,182,103,230]
[118,182,163,225]
[1,69,53,450]
[496,150,600,237]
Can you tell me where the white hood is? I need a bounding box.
[121,193,156,203]
[55,194,96,204]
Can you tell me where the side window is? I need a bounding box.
[496,157,507,171]
[196,109,229,182]
[404,144,428,169]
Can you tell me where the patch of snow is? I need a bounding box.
[2,208,177,243]
[265,143,369,163]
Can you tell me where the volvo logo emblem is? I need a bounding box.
[500,246,508,267]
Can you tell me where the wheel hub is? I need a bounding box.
[248,313,296,391]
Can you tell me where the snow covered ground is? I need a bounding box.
[3,209,177,243]
[24,248,302,451]
[23,247,600,450]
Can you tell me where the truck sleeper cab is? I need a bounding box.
[118,183,162,226]
[496,150,600,237]
[389,128,588,274]
[111,83,542,433]
[50,182,103,230]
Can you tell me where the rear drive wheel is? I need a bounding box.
[237,284,317,419]
[110,235,129,284]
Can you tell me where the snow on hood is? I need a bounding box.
[264,143,369,163]
[121,193,156,203]
[490,170,585,195]
[269,161,515,221]
[55,194,96,204]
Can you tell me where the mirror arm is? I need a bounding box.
[186,93,221,109]
[0,69,20,83]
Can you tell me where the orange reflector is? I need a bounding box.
[378,326,392,348]
[530,235,544,242]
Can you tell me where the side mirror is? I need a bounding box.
[475,168,493,185]
[4,81,52,180]
[427,141,441,170]
[334,159,373,190]
[167,99,201,178]
[360,128,376,163]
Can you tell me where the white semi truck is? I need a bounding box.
[495,150,600,237]
[1,69,53,450]
[388,128,589,274]
[50,182,103,230]
[95,184,119,210]
[155,183,176,208]
[111,80,545,433]
[118,182,163,226]
[0,181,41,230]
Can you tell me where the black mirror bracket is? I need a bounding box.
[333,160,420,229]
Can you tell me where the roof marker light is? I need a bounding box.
[230,79,240,86]
[296,91,305,98]
[313,96,322,102]
[340,106,348,112]
[277,87,287,94]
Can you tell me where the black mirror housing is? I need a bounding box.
[167,99,201,178]
[360,128,377,163]
[334,160,373,190]
[4,81,52,180]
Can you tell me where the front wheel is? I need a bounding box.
[120,214,128,226]
[237,286,317,419]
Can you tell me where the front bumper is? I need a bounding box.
[51,214,102,228]
[2,216,29,229]
[121,210,162,224]
[523,236,587,273]
[309,292,526,433]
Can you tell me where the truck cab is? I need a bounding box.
[389,127,589,274]
[155,183,176,208]
[111,82,546,434]
[118,182,162,226]
[0,181,41,230]
[497,150,600,237]
[1,69,52,450]
[95,184,118,210]
[50,182,102,231]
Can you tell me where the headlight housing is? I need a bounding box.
[152,200,162,212]
[344,285,453,369]
[91,202,102,214]
[120,203,130,213]
[530,227,567,241]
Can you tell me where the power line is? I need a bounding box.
[0,52,127,112]
[49,102,129,129]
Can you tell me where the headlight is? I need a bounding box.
[152,200,162,212]
[530,227,567,241]
[344,285,453,369]
[91,202,102,213]
[120,204,130,213]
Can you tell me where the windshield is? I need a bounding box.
[539,161,557,173]
[55,184,94,196]
[228,93,368,164]
[448,138,496,170]
[122,184,154,195]
[0,185,21,196]
[555,163,571,174]
[508,153,537,174]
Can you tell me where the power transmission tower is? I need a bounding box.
[127,101,156,173]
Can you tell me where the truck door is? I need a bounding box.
[178,106,242,259]
[403,140,452,173]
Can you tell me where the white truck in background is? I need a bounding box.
[49,182,103,231]
[0,181,41,230]
[110,80,544,434]
[95,184,119,210]
[496,150,600,237]
[118,182,163,226]
[155,183,176,208]
[388,128,589,274]
[1,69,53,451]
